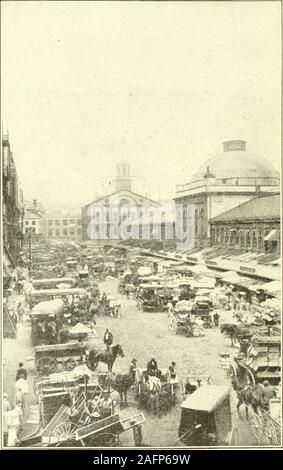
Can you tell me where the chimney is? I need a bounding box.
[33,199,37,207]
[223,140,246,152]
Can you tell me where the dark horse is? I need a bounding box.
[87,344,124,372]
[232,376,264,420]
[109,371,135,408]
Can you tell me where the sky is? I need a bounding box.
[1,1,281,212]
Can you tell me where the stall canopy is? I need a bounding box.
[220,271,241,284]
[260,280,281,298]
[221,271,265,291]
[264,229,278,241]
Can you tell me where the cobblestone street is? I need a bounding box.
[3,278,257,447]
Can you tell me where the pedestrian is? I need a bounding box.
[103,328,113,348]
[17,303,25,323]
[129,359,138,382]
[213,311,220,327]
[5,404,22,446]
[261,380,276,410]
[3,393,11,447]
[16,362,27,381]
[11,311,18,326]
[15,377,29,418]
[169,361,176,380]
[167,301,173,317]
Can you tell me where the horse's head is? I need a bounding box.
[113,344,124,358]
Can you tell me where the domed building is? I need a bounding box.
[174,140,280,249]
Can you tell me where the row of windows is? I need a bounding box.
[25,220,37,225]
[48,228,81,236]
[25,227,36,234]
[48,219,81,226]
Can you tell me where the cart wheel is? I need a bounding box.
[36,356,57,376]
[264,418,280,445]
[86,360,99,371]
[227,428,238,446]
[52,420,77,444]
[244,370,255,387]
[65,358,76,371]
[250,412,263,444]
[228,364,237,381]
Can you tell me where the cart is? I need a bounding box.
[34,341,86,376]
[44,408,145,447]
[134,368,178,412]
[230,335,281,386]
[176,385,238,446]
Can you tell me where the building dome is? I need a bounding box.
[192,140,278,181]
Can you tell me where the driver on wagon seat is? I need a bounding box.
[147,358,158,377]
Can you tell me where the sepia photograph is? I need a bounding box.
[1,0,281,451]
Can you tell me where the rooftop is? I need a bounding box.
[181,385,230,412]
[210,194,280,223]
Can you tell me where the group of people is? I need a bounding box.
[3,363,29,447]
[6,300,26,326]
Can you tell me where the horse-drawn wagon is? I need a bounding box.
[134,368,178,413]
[23,376,145,447]
[136,285,163,312]
[34,341,86,376]
[99,296,121,318]
[244,403,281,446]
[175,385,238,446]
[230,335,281,386]
[169,301,205,337]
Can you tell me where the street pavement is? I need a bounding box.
[92,279,256,447]
[3,279,256,447]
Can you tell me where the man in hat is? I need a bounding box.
[103,328,113,348]
[213,311,220,327]
[147,357,158,377]
[169,361,176,380]
[3,393,11,446]
[16,363,27,381]
[129,359,137,382]
[261,381,276,410]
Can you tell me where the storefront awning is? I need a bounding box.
[221,271,241,284]
[221,271,265,290]
[264,229,278,241]
[260,280,281,297]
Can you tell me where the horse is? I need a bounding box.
[87,344,124,372]
[109,371,135,408]
[231,376,264,420]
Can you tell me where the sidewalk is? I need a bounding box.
[3,291,40,442]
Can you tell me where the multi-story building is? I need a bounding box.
[43,213,82,242]
[174,140,280,249]
[23,199,45,240]
[2,134,24,280]
[209,194,280,254]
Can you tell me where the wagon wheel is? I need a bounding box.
[228,364,237,380]
[227,427,238,446]
[244,369,255,387]
[88,432,121,447]
[86,359,99,371]
[262,418,279,445]
[51,420,77,444]
[65,358,77,371]
[250,412,263,444]
[36,356,57,376]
